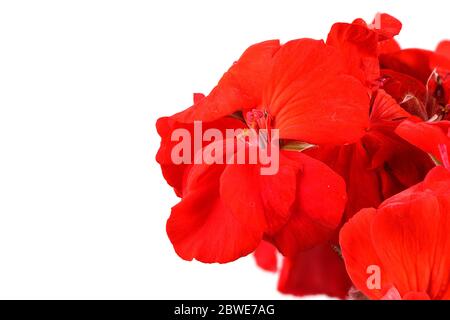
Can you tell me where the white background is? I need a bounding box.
[0,1,447,299]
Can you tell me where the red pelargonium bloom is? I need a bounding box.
[173,38,370,145]
[156,35,376,263]
[157,94,347,263]
[254,241,352,299]
[340,166,450,300]
[166,132,347,263]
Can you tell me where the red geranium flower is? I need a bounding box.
[165,139,347,263]
[156,35,376,263]
[340,166,450,300]
[158,103,348,263]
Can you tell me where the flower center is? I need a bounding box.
[245,108,272,130]
[238,109,275,149]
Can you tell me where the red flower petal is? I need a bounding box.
[327,22,379,86]
[265,39,370,145]
[307,143,383,221]
[369,13,402,40]
[364,90,415,169]
[437,41,450,59]
[254,241,278,272]
[378,39,401,55]
[272,151,346,256]
[167,164,263,263]
[396,119,450,164]
[402,292,431,300]
[372,192,449,298]
[156,116,193,197]
[219,151,298,235]
[156,115,245,196]
[339,208,387,299]
[369,89,410,123]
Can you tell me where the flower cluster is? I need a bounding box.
[156,13,450,300]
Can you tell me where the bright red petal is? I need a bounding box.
[378,166,450,300]
[339,208,387,299]
[327,22,379,85]
[306,143,383,221]
[272,151,347,256]
[254,241,278,272]
[369,13,402,40]
[370,89,410,123]
[156,116,193,197]
[433,41,450,73]
[167,164,263,263]
[156,114,245,196]
[219,152,298,235]
[264,39,370,145]
[396,119,450,164]
[437,41,450,59]
[372,191,450,299]
[378,39,401,55]
[403,292,431,300]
